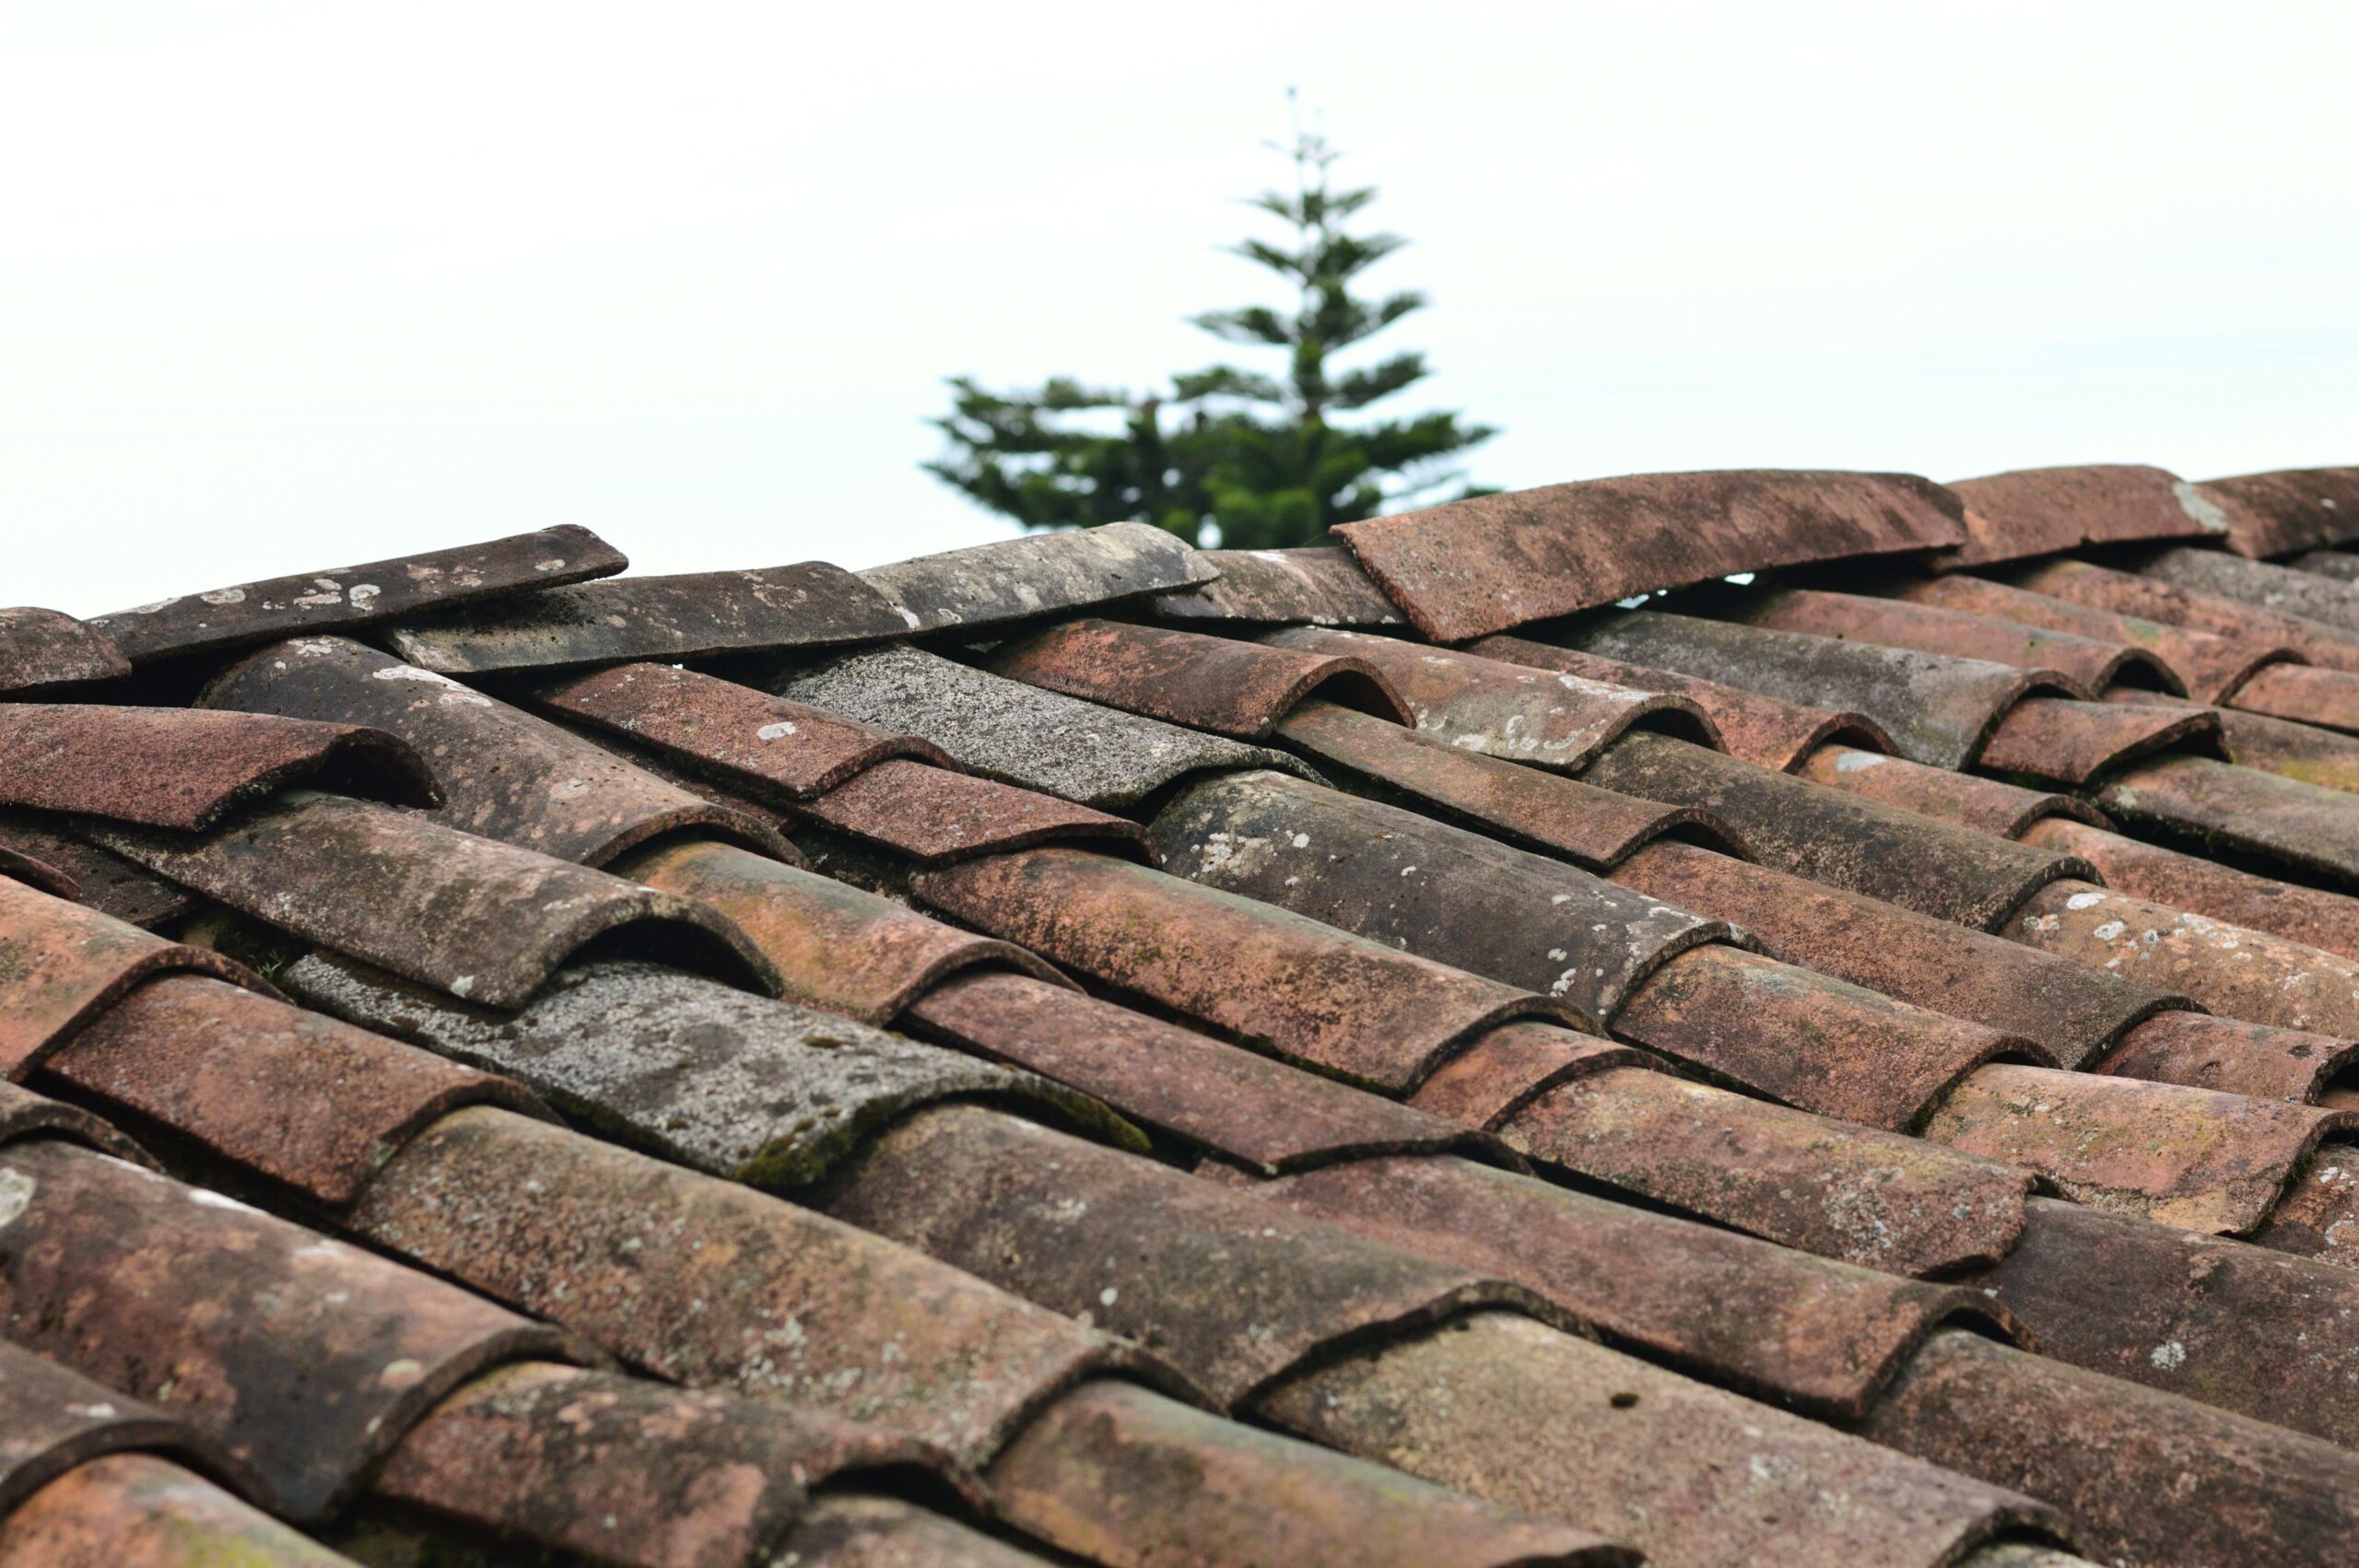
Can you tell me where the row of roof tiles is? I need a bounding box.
[0,457,2354,1566]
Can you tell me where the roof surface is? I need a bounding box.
[4,462,2359,1567]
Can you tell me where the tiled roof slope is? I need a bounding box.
[0,461,2354,1564]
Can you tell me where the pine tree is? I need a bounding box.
[926,120,1494,548]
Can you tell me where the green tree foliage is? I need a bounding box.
[926,126,1495,548]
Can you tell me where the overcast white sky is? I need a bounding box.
[5,2,2355,614]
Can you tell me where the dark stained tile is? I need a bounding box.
[384,561,909,673]
[201,638,789,867]
[1566,610,2074,770]
[95,791,779,1008]
[0,813,192,929]
[774,644,1316,810]
[0,1452,360,1568]
[1472,634,1895,772]
[86,526,626,666]
[1149,545,1407,628]
[859,521,1215,634]
[2138,543,2359,635]
[1332,470,1967,641]
[2091,754,2359,885]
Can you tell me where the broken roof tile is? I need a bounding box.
[1565,610,2076,769]
[773,644,1316,809]
[1149,544,1408,627]
[1266,626,1719,770]
[0,609,130,696]
[1332,469,1967,641]
[0,1140,572,1520]
[1743,588,2180,695]
[988,617,1410,740]
[94,790,778,1008]
[797,757,1154,864]
[86,526,627,666]
[911,848,1589,1092]
[288,954,1131,1188]
[859,520,1215,633]
[1895,573,2294,704]
[1470,635,1895,771]
[616,837,1069,1023]
[0,704,437,831]
[384,561,909,673]
[1935,463,2228,568]
[44,972,547,1209]
[201,638,789,867]
[1273,699,1742,870]
[1579,732,2083,928]
[0,878,268,1082]
[2195,464,2359,556]
[526,661,952,801]
[1147,771,1736,1031]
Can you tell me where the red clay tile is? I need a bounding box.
[202,638,789,867]
[1331,470,1967,642]
[2020,814,2359,960]
[2011,556,2359,673]
[0,1140,573,1520]
[2139,544,2359,638]
[0,813,191,929]
[0,878,267,1082]
[1402,1022,1654,1130]
[0,1341,252,1518]
[1266,626,1719,769]
[1934,463,2229,568]
[1746,587,2178,694]
[0,1080,151,1167]
[911,848,1590,1092]
[617,838,1069,1024]
[1896,572,2293,702]
[45,972,546,1208]
[0,1452,357,1568]
[1974,696,2220,785]
[1583,732,2084,926]
[0,846,76,902]
[2223,660,2359,733]
[1799,744,2101,838]
[2193,466,2359,557]
[1273,699,1740,869]
[0,704,437,830]
[85,525,626,666]
[799,758,1154,863]
[528,661,952,800]
[0,609,129,695]
[904,971,1497,1175]
[988,617,1411,740]
[2095,1010,2359,1106]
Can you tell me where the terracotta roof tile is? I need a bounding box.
[27,490,2359,1566]
[2194,464,2359,556]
